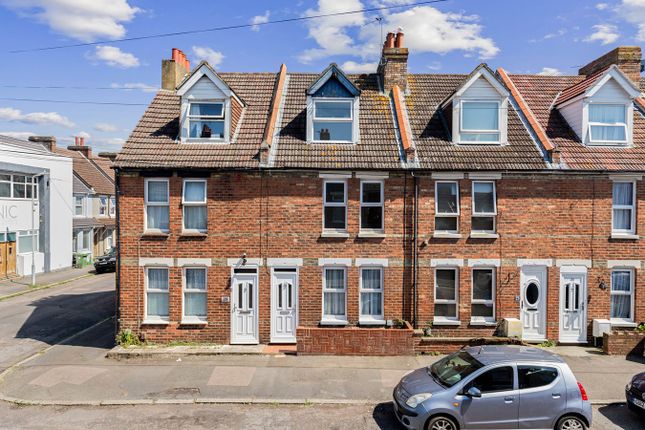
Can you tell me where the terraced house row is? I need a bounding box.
[114,34,644,353]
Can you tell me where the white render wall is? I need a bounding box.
[0,141,73,274]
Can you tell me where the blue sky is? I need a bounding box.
[0,0,643,153]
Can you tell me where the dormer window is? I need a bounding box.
[313,99,353,142]
[188,102,225,139]
[588,104,627,144]
[460,101,500,143]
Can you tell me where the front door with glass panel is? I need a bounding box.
[520,266,547,342]
[230,272,258,344]
[271,269,298,343]
[559,271,587,343]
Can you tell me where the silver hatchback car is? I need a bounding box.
[393,345,592,430]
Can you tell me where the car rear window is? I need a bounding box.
[518,365,558,389]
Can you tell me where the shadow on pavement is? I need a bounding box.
[597,403,644,430]
[372,402,403,430]
[15,290,115,348]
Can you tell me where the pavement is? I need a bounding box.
[0,266,94,299]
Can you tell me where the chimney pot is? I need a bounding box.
[385,32,395,48]
[172,48,180,63]
[395,31,404,48]
[162,47,189,90]
[79,136,85,146]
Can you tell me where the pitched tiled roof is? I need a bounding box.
[116,72,277,169]
[509,74,645,171]
[407,74,547,170]
[91,157,115,181]
[554,66,609,106]
[54,147,115,195]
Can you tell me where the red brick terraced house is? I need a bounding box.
[114,37,644,354]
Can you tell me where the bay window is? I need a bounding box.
[360,180,384,232]
[434,268,459,322]
[312,99,353,142]
[323,180,347,232]
[182,179,207,233]
[145,179,169,232]
[359,267,384,323]
[610,269,634,323]
[472,181,496,233]
[588,104,627,144]
[183,267,207,323]
[612,181,636,235]
[471,268,495,323]
[460,101,500,143]
[145,267,169,323]
[435,181,459,233]
[322,267,347,323]
[188,102,225,140]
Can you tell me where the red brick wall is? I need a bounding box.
[603,330,645,355]
[118,171,643,346]
[297,323,414,355]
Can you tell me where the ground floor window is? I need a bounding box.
[17,230,39,254]
[610,269,634,323]
[434,268,459,322]
[360,267,384,322]
[471,268,495,323]
[73,229,92,253]
[322,267,346,323]
[146,267,169,322]
[183,267,207,322]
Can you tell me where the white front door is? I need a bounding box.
[559,271,587,343]
[230,272,258,344]
[271,269,298,343]
[520,266,547,342]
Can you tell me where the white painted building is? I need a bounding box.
[0,135,73,276]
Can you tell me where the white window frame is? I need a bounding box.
[610,268,634,324]
[359,180,384,233]
[182,266,208,324]
[187,101,226,142]
[359,266,385,324]
[311,98,355,143]
[99,196,108,216]
[471,181,497,234]
[471,267,496,324]
[182,179,207,233]
[459,100,501,144]
[321,266,348,324]
[0,174,38,200]
[74,195,85,217]
[109,196,116,216]
[74,229,92,253]
[323,179,348,233]
[17,230,39,254]
[611,181,636,236]
[435,181,460,233]
[434,267,459,323]
[144,266,170,324]
[587,103,629,145]
[144,178,170,233]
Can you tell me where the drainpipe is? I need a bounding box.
[411,172,419,329]
[115,168,121,337]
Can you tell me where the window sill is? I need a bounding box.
[358,231,385,238]
[142,319,169,326]
[319,319,349,326]
[320,231,350,239]
[359,319,386,326]
[142,230,169,237]
[469,320,497,326]
[610,233,639,240]
[432,319,461,326]
[180,319,208,326]
[180,231,207,237]
[610,321,637,328]
[184,138,229,144]
[433,232,462,239]
[469,232,499,239]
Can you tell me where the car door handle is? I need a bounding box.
[504,396,514,403]
[552,393,561,399]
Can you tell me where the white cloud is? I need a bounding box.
[0,131,36,140]
[250,10,270,31]
[192,46,224,68]
[0,0,140,42]
[584,24,620,45]
[596,2,610,10]
[340,60,377,74]
[427,61,442,71]
[618,0,645,41]
[537,67,563,76]
[93,122,118,132]
[93,45,140,68]
[76,131,91,139]
[0,107,74,127]
[110,82,157,93]
[299,1,499,64]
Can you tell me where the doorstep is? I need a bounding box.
[107,344,297,359]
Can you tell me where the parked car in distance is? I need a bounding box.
[626,371,645,415]
[93,247,116,274]
[393,345,592,430]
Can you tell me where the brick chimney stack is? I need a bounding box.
[161,48,191,90]
[378,29,409,93]
[67,136,92,158]
[28,135,56,152]
[579,46,642,83]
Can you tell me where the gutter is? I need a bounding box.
[411,172,419,329]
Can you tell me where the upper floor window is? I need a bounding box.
[472,181,496,234]
[460,101,500,143]
[109,197,116,216]
[188,102,225,140]
[74,196,85,216]
[435,181,459,233]
[589,104,627,144]
[360,180,384,232]
[612,181,636,236]
[313,99,353,142]
[99,196,108,216]
[182,179,207,233]
[145,179,169,232]
[323,180,347,233]
[0,174,38,200]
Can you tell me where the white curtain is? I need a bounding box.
[361,269,382,316]
[147,206,169,230]
[589,104,626,141]
[147,268,169,318]
[185,269,206,317]
[324,269,345,316]
[184,206,206,230]
[186,268,206,290]
[611,271,631,319]
[613,182,633,230]
[147,181,167,203]
[184,182,205,202]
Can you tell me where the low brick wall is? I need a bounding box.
[603,330,645,356]
[297,322,415,355]
[413,334,527,355]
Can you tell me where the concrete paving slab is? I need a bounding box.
[208,366,256,387]
[29,366,106,388]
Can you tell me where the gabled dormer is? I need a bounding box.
[442,64,510,145]
[176,61,245,144]
[555,65,641,146]
[306,63,361,144]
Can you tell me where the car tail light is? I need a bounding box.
[577,382,588,401]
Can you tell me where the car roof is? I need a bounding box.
[463,345,565,365]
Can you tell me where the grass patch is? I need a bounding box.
[537,339,556,348]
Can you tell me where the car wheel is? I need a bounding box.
[426,415,458,430]
[556,415,587,430]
